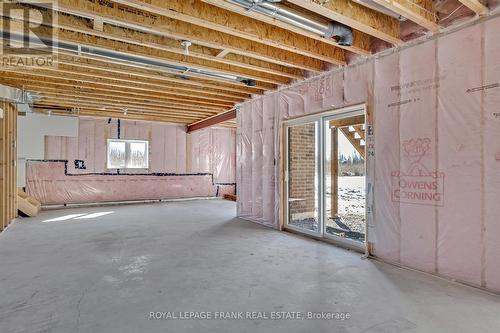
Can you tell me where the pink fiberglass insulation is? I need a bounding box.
[484,17,500,292]
[26,161,216,204]
[37,118,236,203]
[187,127,236,184]
[236,16,500,293]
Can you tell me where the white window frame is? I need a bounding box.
[106,139,149,169]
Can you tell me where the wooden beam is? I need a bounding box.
[286,0,402,45]
[202,0,371,55]
[112,0,345,65]
[329,115,365,128]
[457,0,488,16]
[187,109,237,132]
[370,0,439,32]
[24,0,326,72]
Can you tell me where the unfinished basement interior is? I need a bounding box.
[1,0,500,332]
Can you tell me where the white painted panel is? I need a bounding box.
[17,113,78,186]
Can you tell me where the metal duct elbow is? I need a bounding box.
[325,23,353,46]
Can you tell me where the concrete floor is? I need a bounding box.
[0,199,499,333]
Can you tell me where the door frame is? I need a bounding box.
[281,104,368,253]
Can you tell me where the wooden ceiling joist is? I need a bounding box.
[369,0,439,31]
[53,50,267,94]
[0,67,246,103]
[202,0,371,55]
[23,0,326,73]
[286,0,402,45]
[38,93,219,115]
[4,16,285,89]
[32,106,203,124]
[0,69,242,105]
[112,0,345,65]
[0,77,235,108]
[36,98,213,119]
[457,0,488,16]
[34,87,228,112]
[51,56,263,96]
[2,0,480,129]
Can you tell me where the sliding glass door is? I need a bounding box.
[285,121,321,236]
[284,106,366,251]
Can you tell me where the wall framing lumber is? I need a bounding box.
[0,101,17,232]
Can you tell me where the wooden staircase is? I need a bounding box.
[330,115,366,159]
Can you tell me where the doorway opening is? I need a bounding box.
[283,105,367,251]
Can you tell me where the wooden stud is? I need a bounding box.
[0,102,17,232]
[286,0,402,44]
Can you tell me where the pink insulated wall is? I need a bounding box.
[237,17,500,293]
[27,117,236,204]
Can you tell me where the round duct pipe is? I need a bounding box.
[230,0,353,46]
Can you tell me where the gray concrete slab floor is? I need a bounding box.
[0,199,499,333]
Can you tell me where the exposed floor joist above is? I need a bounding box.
[1,0,491,128]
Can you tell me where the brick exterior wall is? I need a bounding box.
[288,123,317,219]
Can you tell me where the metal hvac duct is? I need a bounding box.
[0,84,40,105]
[1,31,257,87]
[229,0,353,46]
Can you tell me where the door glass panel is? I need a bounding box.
[287,122,320,233]
[324,118,366,243]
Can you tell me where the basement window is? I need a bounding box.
[107,139,149,169]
